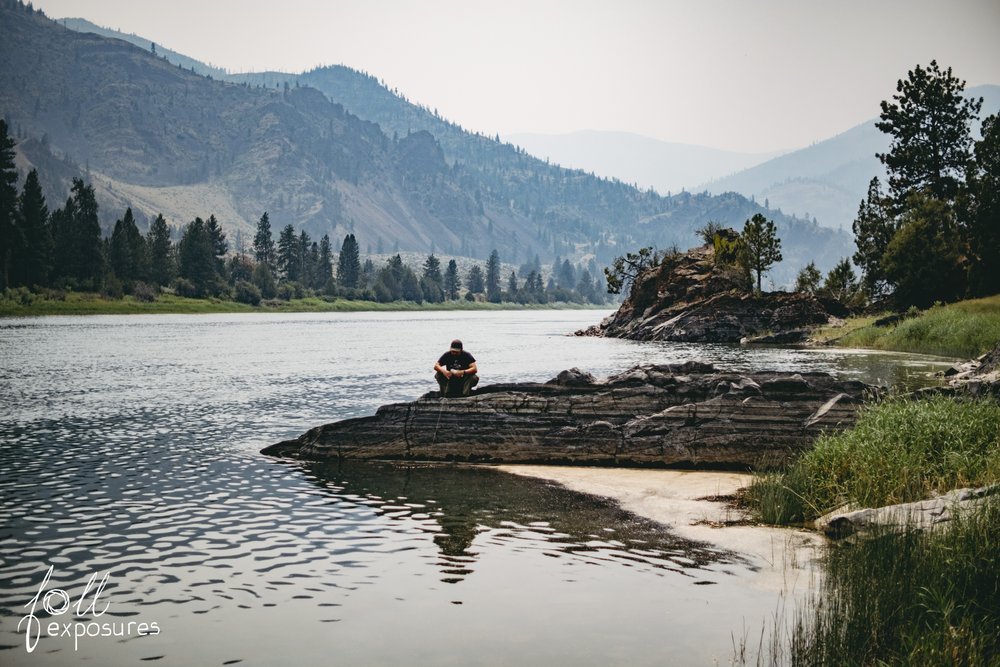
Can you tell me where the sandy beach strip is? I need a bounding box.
[496,465,823,591]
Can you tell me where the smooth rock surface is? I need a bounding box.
[263,362,876,467]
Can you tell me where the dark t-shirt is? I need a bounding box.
[438,350,476,372]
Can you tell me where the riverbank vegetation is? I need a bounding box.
[810,293,1000,359]
[0,288,608,317]
[749,395,1000,524]
[745,394,1000,665]
[767,497,1000,666]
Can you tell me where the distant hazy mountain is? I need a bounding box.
[503,130,783,195]
[3,3,852,285]
[699,85,1000,230]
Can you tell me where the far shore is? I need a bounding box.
[0,291,613,317]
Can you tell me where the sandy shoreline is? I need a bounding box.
[496,465,823,592]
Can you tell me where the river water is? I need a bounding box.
[0,311,953,665]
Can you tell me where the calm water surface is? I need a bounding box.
[0,311,954,665]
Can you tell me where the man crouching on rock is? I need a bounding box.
[434,339,478,397]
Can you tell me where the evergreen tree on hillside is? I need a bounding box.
[401,267,423,303]
[444,259,460,300]
[507,270,518,299]
[852,178,896,300]
[177,217,219,296]
[557,259,576,290]
[317,234,334,290]
[15,169,51,287]
[147,214,174,286]
[882,193,963,308]
[466,264,485,295]
[741,213,783,293]
[0,119,19,289]
[253,212,276,269]
[794,261,822,294]
[54,179,103,289]
[206,214,228,279]
[297,230,313,287]
[965,114,1000,296]
[336,233,361,288]
[109,207,148,288]
[877,60,982,206]
[485,250,501,303]
[276,224,299,281]
[822,258,860,305]
[420,253,443,302]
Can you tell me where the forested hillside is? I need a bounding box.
[2,1,851,282]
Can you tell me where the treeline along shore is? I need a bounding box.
[0,120,613,315]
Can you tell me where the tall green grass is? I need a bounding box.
[836,294,1000,359]
[750,395,1000,524]
[775,497,1000,666]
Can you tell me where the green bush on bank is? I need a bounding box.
[750,395,1000,524]
[835,294,1000,359]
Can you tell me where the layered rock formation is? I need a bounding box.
[263,363,876,468]
[579,244,847,343]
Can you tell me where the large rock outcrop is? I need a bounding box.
[579,244,847,343]
[263,363,876,468]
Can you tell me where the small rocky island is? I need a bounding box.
[578,242,848,344]
[263,363,876,467]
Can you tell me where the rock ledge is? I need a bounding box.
[263,363,877,468]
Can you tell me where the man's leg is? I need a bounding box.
[461,374,479,396]
[435,371,449,397]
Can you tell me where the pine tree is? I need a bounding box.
[297,230,312,287]
[882,193,963,307]
[63,179,104,290]
[253,212,275,269]
[0,119,19,288]
[401,267,423,303]
[109,208,147,287]
[557,259,576,290]
[147,214,174,286]
[276,224,298,282]
[965,113,1000,297]
[336,233,361,288]
[443,259,460,300]
[852,177,896,300]
[822,259,859,305]
[466,265,485,294]
[741,213,783,293]
[794,261,822,294]
[15,169,51,287]
[877,60,982,206]
[317,234,334,290]
[177,217,219,296]
[485,249,501,303]
[507,270,518,297]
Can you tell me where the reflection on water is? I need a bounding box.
[0,311,955,665]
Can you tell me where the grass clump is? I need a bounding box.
[779,497,1000,666]
[834,293,1000,359]
[750,395,1000,524]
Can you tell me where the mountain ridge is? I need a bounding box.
[1,2,851,284]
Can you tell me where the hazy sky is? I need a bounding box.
[30,0,1000,153]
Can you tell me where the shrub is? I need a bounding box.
[276,283,296,301]
[102,276,124,300]
[132,282,158,303]
[171,277,198,298]
[234,280,262,306]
